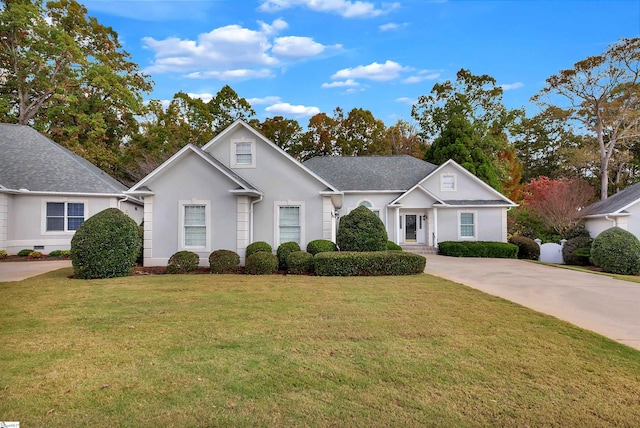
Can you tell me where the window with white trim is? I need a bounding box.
[459,211,476,238]
[46,202,85,231]
[179,201,210,250]
[231,139,256,168]
[279,206,301,245]
[441,174,456,191]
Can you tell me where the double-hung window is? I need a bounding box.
[179,201,210,250]
[231,139,255,168]
[441,174,456,191]
[279,206,301,245]
[46,202,85,232]
[459,211,476,238]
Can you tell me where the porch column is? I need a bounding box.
[143,196,154,264]
[395,206,401,245]
[0,193,7,250]
[433,207,438,248]
[237,196,250,265]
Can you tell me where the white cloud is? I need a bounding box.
[259,0,399,18]
[265,102,321,118]
[403,71,441,84]
[500,82,524,91]
[321,79,360,88]
[273,36,340,59]
[247,96,283,106]
[186,93,214,103]
[186,69,274,80]
[396,97,417,105]
[379,22,408,31]
[331,60,410,82]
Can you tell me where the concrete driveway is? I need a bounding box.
[425,255,640,351]
[0,260,72,282]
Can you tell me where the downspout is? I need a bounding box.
[117,195,130,210]
[249,195,264,243]
[604,215,617,228]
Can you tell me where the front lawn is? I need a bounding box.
[1,268,639,426]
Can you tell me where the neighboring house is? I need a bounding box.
[0,124,143,254]
[582,181,640,239]
[128,120,516,266]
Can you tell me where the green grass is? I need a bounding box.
[2,268,640,427]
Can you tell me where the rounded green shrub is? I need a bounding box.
[166,251,200,274]
[245,241,272,259]
[48,250,63,257]
[306,239,336,256]
[277,241,301,270]
[386,240,402,251]
[17,249,33,257]
[245,252,278,275]
[287,251,314,274]
[508,235,540,260]
[574,248,592,266]
[71,208,141,279]
[562,236,593,265]
[209,249,240,274]
[591,227,640,275]
[0,249,7,259]
[337,206,388,252]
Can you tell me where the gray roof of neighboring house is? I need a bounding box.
[0,123,129,194]
[583,181,640,216]
[304,155,438,191]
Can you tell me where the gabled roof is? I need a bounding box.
[128,143,261,196]
[304,155,438,191]
[0,123,130,195]
[203,120,341,194]
[583,181,640,217]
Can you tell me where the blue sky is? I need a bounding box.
[82,0,640,125]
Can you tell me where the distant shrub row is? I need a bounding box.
[438,241,518,258]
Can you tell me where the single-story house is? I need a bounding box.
[0,124,143,254]
[127,120,516,266]
[583,181,640,239]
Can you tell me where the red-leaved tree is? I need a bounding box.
[522,177,596,236]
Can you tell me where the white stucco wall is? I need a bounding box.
[436,207,507,243]
[422,163,499,201]
[1,193,136,254]
[585,216,625,238]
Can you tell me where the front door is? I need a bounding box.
[405,214,417,242]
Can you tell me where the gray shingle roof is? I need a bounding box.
[303,155,438,191]
[583,181,640,216]
[198,148,259,192]
[0,123,129,194]
[440,200,513,206]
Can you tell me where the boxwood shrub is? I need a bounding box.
[508,235,540,260]
[562,236,593,266]
[287,251,314,274]
[591,227,640,275]
[386,241,403,251]
[245,252,278,275]
[337,206,387,252]
[438,241,518,258]
[245,241,272,259]
[314,251,426,276]
[71,208,141,279]
[167,251,200,274]
[277,241,301,270]
[17,249,33,257]
[209,249,240,274]
[306,239,336,255]
[0,249,7,259]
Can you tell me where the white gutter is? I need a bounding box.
[604,215,618,228]
[249,195,264,243]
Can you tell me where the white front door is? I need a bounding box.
[402,213,425,244]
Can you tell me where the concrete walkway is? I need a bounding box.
[0,260,72,282]
[425,255,640,351]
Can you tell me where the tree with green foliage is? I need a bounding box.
[412,69,523,192]
[384,119,427,158]
[0,0,153,178]
[533,37,640,200]
[255,116,303,157]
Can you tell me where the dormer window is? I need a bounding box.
[231,139,256,168]
[441,174,456,191]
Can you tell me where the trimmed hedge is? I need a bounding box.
[314,251,426,276]
[209,250,240,274]
[277,241,301,270]
[337,206,388,252]
[562,236,593,266]
[48,250,71,259]
[17,249,33,257]
[245,241,272,259]
[71,208,141,279]
[306,239,336,256]
[591,227,640,275]
[287,251,315,274]
[167,251,200,274]
[508,235,540,260]
[438,241,518,258]
[245,252,278,275]
[386,241,403,251]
